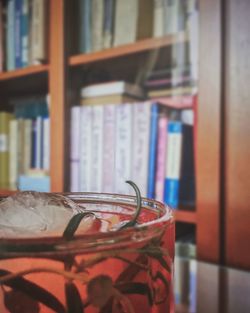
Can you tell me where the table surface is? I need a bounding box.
[174,257,250,313]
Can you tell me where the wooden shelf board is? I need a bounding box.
[70,32,188,67]
[174,210,197,224]
[0,64,49,81]
[0,189,17,197]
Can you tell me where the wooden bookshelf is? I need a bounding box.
[69,32,188,67]
[0,64,49,81]
[0,0,249,269]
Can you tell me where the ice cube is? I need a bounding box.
[0,191,82,238]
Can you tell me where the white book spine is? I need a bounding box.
[166,124,183,179]
[153,0,167,37]
[132,101,151,197]
[91,0,104,51]
[70,107,80,192]
[115,103,133,195]
[79,106,92,192]
[43,117,50,171]
[31,0,47,63]
[113,0,138,46]
[165,0,179,34]
[103,104,116,193]
[91,105,104,192]
[35,116,43,168]
[23,119,32,174]
[9,120,18,190]
[70,106,81,161]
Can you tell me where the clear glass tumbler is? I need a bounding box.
[0,192,174,313]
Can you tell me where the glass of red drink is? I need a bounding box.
[0,191,174,313]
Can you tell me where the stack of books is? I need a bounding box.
[0,0,48,72]
[0,95,50,191]
[70,81,196,209]
[144,67,197,102]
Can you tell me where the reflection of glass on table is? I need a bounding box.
[0,192,175,313]
[175,257,250,313]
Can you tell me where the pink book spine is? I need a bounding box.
[155,115,168,202]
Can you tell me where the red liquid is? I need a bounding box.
[0,194,174,313]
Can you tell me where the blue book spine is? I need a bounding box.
[79,0,92,53]
[7,0,15,71]
[164,121,183,209]
[147,103,159,199]
[19,175,50,192]
[31,119,37,168]
[21,0,29,67]
[15,0,22,68]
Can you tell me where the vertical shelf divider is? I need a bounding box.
[49,0,68,192]
[197,0,222,263]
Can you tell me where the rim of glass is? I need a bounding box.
[0,192,174,258]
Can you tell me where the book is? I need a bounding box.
[23,118,32,174]
[21,0,29,67]
[0,112,13,189]
[31,119,37,168]
[19,174,50,192]
[80,94,138,106]
[179,124,196,206]
[132,101,152,197]
[14,0,22,68]
[11,95,49,119]
[113,0,153,47]
[9,119,18,189]
[79,0,92,53]
[103,0,115,49]
[70,106,81,192]
[155,115,168,202]
[153,0,168,37]
[91,0,104,52]
[147,103,159,198]
[102,104,116,193]
[17,118,26,176]
[115,103,133,195]
[144,76,193,89]
[81,81,144,99]
[148,85,196,98]
[30,0,47,63]
[6,0,15,71]
[42,117,50,171]
[164,121,183,208]
[189,259,197,312]
[165,0,179,34]
[35,115,43,168]
[91,105,104,192]
[0,1,4,72]
[79,106,92,191]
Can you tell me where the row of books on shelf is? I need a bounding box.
[70,81,196,209]
[77,0,198,53]
[0,95,50,191]
[0,0,48,72]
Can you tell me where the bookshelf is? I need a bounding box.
[0,0,249,270]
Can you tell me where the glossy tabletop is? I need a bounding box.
[174,257,250,313]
